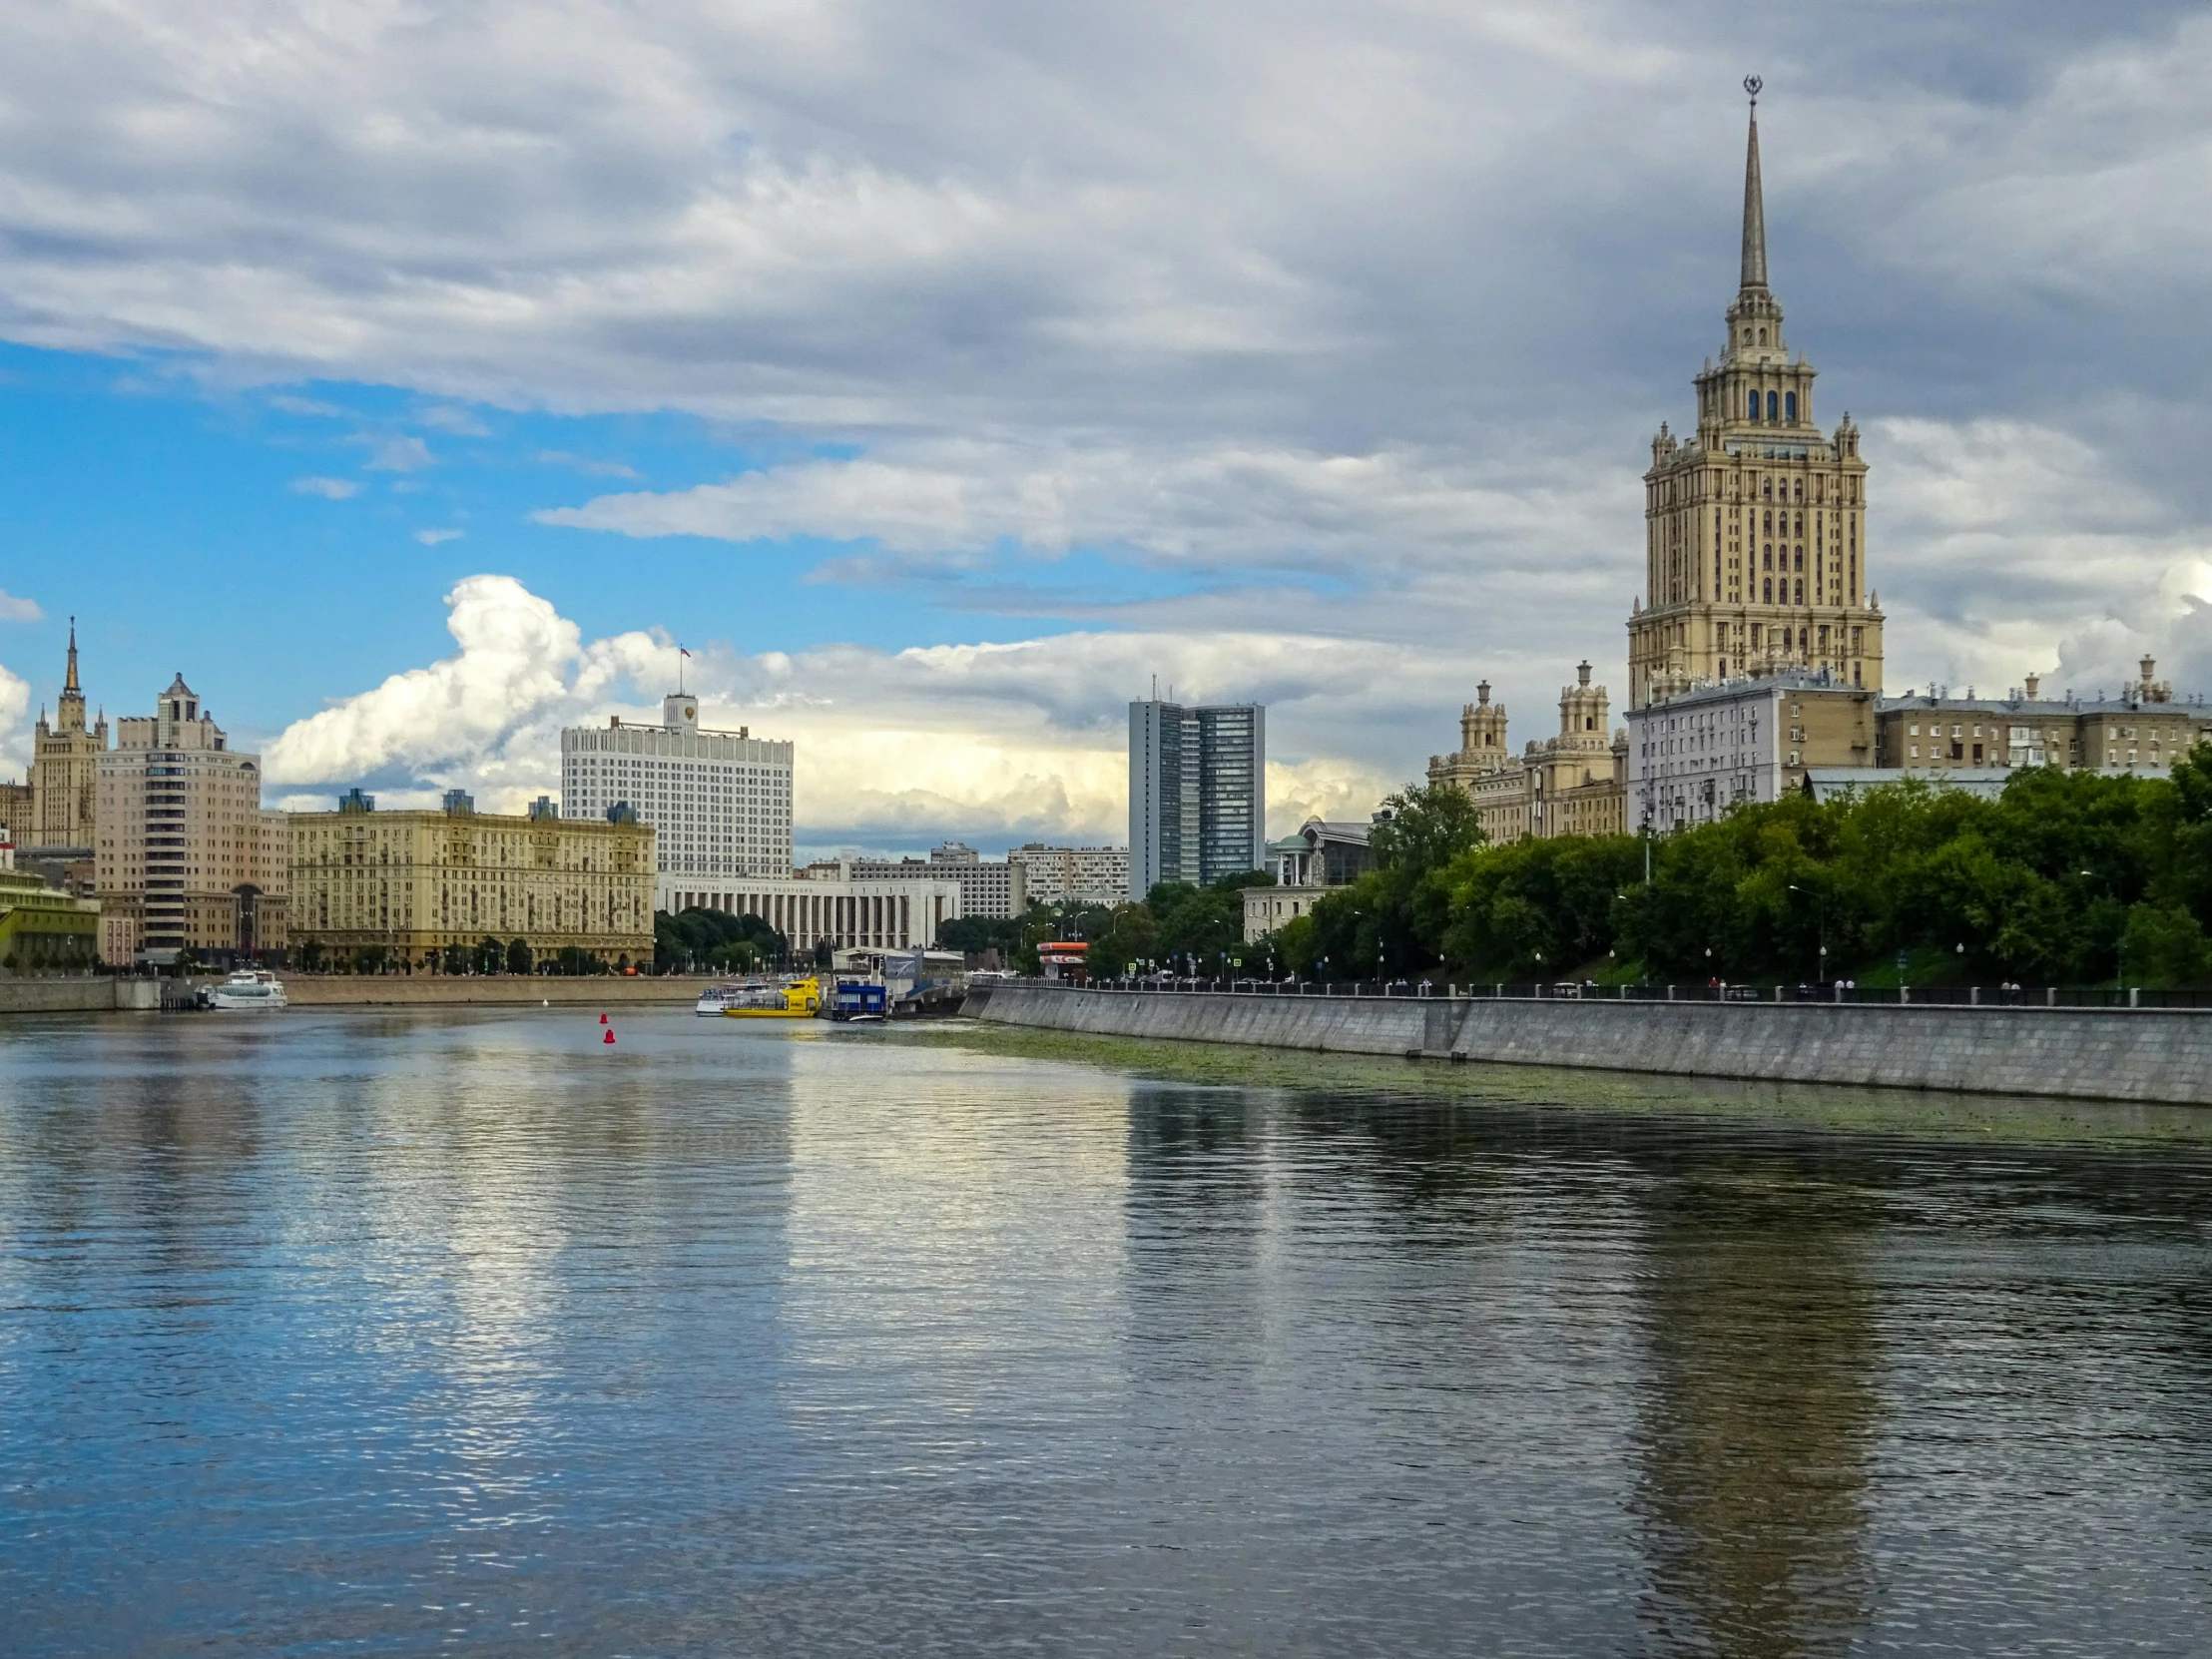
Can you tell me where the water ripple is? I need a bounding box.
[0,1009,2207,1656]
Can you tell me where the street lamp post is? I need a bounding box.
[1788,882,1827,985]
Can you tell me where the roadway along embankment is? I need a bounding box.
[965,981,2212,1106]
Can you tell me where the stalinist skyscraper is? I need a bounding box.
[1627,81,1884,710]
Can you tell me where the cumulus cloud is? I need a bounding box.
[0,589,43,623]
[290,475,358,499]
[267,574,1430,844]
[0,658,30,774]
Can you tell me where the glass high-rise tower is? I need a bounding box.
[1127,700,1266,900]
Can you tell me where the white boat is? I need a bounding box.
[694,983,756,1016]
[205,969,288,1010]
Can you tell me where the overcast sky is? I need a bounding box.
[4,0,2212,854]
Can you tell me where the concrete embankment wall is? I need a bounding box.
[0,978,164,1014]
[968,981,2212,1106]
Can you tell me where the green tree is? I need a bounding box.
[506,937,533,975]
[1085,902,1160,976]
[1370,783,1484,881]
[1147,870,1267,976]
[1441,833,1641,979]
[1274,912,1318,976]
[654,906,789,973]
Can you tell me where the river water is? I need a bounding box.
[2,1008,2208,1656]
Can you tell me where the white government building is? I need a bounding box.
[560,694,963,951]
[561,694,794,891]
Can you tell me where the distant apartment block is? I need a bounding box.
[850,843,1026,918]
[1128,700,1266,898]
[1876,661,2212,775]
[1627,668,1873,832]
[1008,843,1129,908]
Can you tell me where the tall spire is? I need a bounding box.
[1740,76,1767,291]
[63,616,79,695]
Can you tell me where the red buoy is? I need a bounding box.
[603,1028,616,1045]
[599,1012,609,1024]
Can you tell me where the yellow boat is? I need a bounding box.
[721,976,822,1018]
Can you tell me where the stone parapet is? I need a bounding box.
[968,982,2212,1107]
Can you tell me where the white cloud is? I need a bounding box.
[362,435,434,472]
[0,658,30,775]
[0,589,43,622]
[0,1,2208,731]
[414,527,465,545]
[269,575,596,789]
[266,574,1443,843]
[535,437,1564,570]
[270,394,342,417]
[418,405,490,436]
[1869,414,2212,701]
[290,475,358,499]
[538,450,640,479]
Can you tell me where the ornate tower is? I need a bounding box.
[1627,82,1884,710]
[1428,681,1511,790]
[28,618,108,851]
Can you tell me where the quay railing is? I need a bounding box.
[1063,976,2209,1010]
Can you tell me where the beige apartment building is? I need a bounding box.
[1628,91,1884,710]
[1876,662,2212,775]
[27,622,108,855]
[1427,665,1629,844]
[289,791,656,969]
[95,674,287,965]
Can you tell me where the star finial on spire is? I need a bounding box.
[1740,77,1768,292]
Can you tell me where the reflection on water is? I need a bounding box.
[1,1010,2208,1656]
[1630,1164,1878,1658]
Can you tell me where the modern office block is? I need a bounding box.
[1128,700,1265,899]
